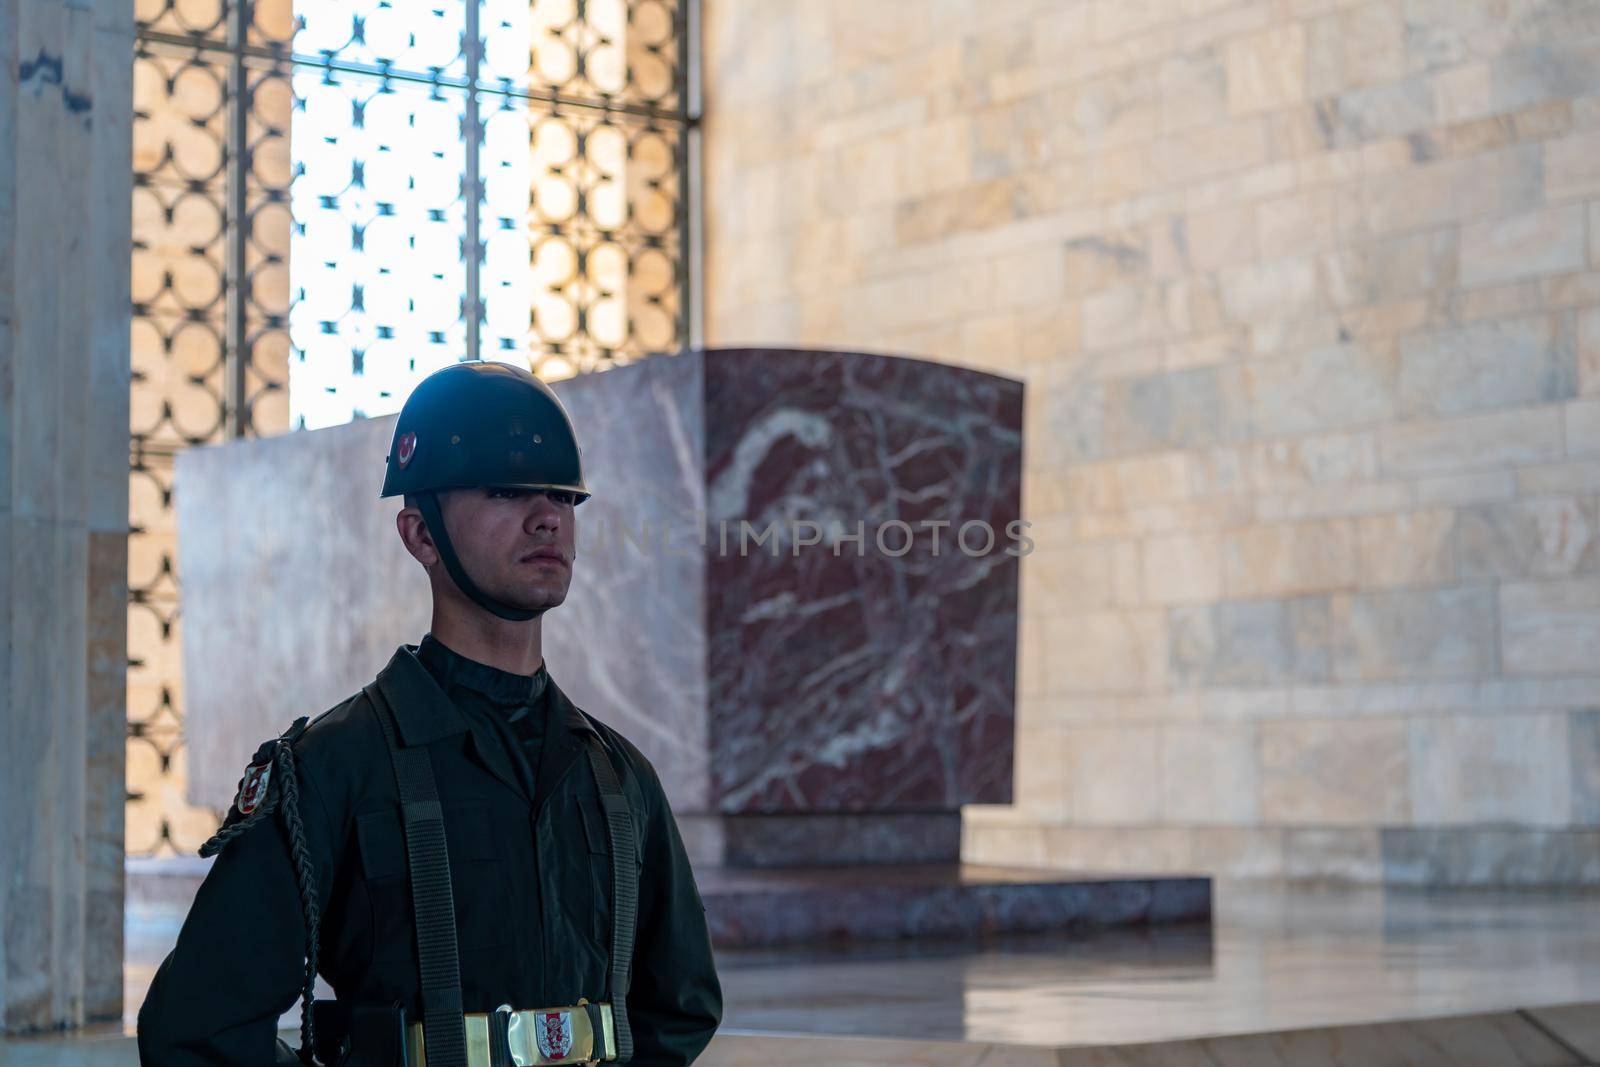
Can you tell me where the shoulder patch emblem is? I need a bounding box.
[236,760,273,815]
[199,716,309,858]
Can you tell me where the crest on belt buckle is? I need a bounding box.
[535,1010,574,1059]
[236,761,273,815]
[396,431,418,469]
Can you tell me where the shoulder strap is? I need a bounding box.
[364,683,468,1067]
[583,733,639,1063]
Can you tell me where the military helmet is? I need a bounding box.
[383,360,588,623]
[380,359,590,504]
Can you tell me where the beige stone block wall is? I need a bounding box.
[702,0,1600,885]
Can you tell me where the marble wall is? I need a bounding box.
[0,0,133,1032]
[173,414,432,807]
[702,0,1600,885]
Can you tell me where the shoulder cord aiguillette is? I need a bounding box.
[196,735,322,1065]
[276,740,323,1065]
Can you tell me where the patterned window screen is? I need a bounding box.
[129,0,696,855]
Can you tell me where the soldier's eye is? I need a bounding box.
[546,490,577,506]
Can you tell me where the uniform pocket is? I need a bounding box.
[357,799,511,959]
[355,810,406,881]
[573,793,647,951]
[573,794,611,946]
[575,795,608,856]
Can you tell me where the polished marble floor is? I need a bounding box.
[709,880,1600,1046]
[126,879,1600,1048]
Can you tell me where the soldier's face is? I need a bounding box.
[441,486,577,612]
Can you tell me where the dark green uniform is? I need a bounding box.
[137,636,723,1065]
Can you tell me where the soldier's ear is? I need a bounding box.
[397,502,439,566]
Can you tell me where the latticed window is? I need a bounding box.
[128,0,697,855]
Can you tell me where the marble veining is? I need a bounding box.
[704,349,1022,814]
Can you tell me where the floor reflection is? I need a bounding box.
[713,880,1600,1046]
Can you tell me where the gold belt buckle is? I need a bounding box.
[506,997,612,1065]
[411,999,613,1066]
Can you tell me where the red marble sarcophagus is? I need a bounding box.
[545,347,1023,869]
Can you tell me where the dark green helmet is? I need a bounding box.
[382,360,588,622]
[379,359,590,504]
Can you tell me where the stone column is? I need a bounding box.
[0,0,132,1033]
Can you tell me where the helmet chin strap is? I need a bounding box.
[416,490,540,623]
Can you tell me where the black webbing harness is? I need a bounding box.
[369,683,468,1066]
[585,732,639,1063]
[363,681,639,1065]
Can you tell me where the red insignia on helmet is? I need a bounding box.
[237,761,273,815]
[396,432,418,469]
[535,1011,573,1058]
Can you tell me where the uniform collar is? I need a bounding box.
[373,643,597,750]
[416,632,550,708]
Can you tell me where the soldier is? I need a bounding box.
[138,360,723,1066]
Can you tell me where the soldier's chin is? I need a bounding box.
[505,583,568,612]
